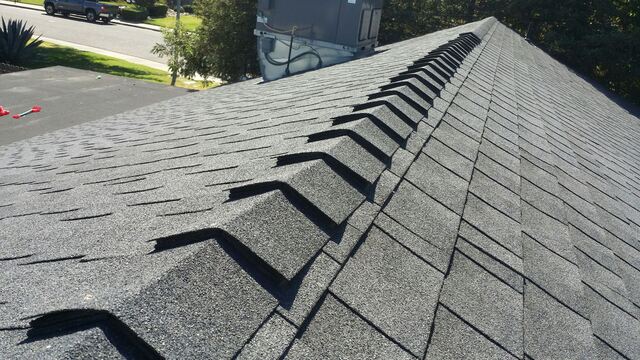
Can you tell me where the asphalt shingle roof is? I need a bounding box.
[0,67,188,146]
[1,17,640,359]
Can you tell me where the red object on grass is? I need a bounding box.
[12,105,42,119]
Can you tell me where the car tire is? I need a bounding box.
[101,17,110,24]
[45,3,55,15]
[86,10,96,22]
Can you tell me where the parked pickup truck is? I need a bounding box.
[44,0,119,23]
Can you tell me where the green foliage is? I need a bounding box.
[148,3,168,18]
[379,0,442,44]
[120,6,149,22]
[134,0,155,10]
[182,0,258,81]
[163,0,195,12]
[155,0,256,82]
[145,14,201,31]
[152,25,195,81]
[0,17,43,65]
[182,4,194,13]
[378,0,640,106]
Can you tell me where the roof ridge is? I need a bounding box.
[211,28,488,285]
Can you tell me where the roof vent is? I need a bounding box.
[254,0,384,81]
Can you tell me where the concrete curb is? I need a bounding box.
[0,0,162,32]
[114,19,161,32]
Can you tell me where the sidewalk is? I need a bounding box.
[0,0,162,31]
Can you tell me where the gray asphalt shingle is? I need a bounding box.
[423,136,475,180]
[284,294,414,360]
[523,281,595,359]
[374,212,450,272]
[330,226,443,356]
[425,306,518,360]
[585,285,640,359]
[384,180,461,251]
[440,251,523,356]
[237,313,297,360]
[463,192,523,257]
[405,153,468,214]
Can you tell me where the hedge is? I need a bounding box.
[120,7,149,22]
[182,4,194,13]
[148,4,168,18]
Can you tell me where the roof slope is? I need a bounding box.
[0,66,188,146]
[2,17,640,359]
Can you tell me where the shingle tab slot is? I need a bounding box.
[24,310,162,359]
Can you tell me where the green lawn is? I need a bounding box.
[25,42,215,90]
[14,0,43,6]
[145,15,201,31]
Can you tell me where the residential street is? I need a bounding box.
[0,3,165,64]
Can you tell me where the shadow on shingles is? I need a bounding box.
[0,254,34,262]
[19,309,162,359]
[148,228,310,307]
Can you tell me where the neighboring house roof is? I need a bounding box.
[1,17,640,359]
[0,66,188,146]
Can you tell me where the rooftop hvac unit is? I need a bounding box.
[255,0,384,81]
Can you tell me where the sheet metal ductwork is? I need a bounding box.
[255,0,384,81]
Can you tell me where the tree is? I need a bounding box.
[188,0,258,82]
[152,25,195,85]
[379,0,442,44]
[377,0,640,107]
[135,0,155,10]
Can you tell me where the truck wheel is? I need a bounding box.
[86,10,96,22]
[45,3,55,15]
[101,17,110,24]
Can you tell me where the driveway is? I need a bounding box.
[0,3,165,64]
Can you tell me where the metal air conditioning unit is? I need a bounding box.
[255,0,384,81]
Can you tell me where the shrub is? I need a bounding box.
[187,0,258,81]
[134,0,154,9]
[182,4,194,13]
[0,17,43,65]
[120,6,149,22]
[148,3,168,18]
[163,0,192,11]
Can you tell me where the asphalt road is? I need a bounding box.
[0,4,165,63]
